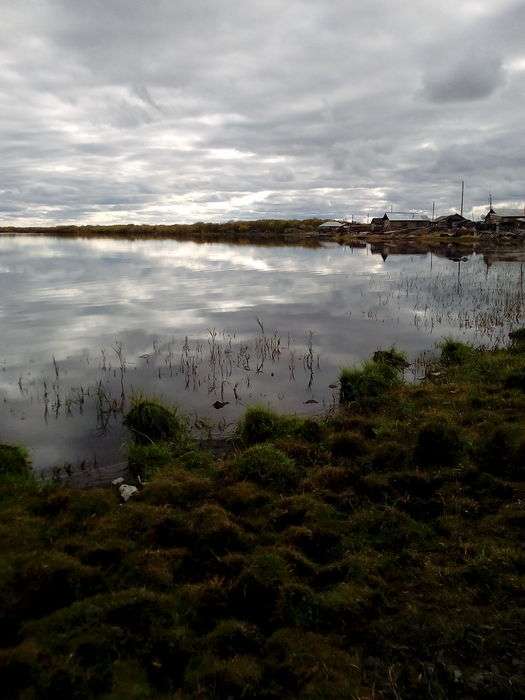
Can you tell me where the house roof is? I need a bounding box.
[434,213,467,222]
[385,212,430,222]
[318,220,346,228]
[488,209,525,218]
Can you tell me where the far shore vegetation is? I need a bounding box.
[0,220,324,244]
[1,332,524,698]
[1,217,524,249]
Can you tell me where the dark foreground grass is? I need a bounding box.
[1,338,524,698]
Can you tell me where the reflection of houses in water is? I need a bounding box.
[344,240,367,249]
[370,242,435,258]
[369,240,525,270]
[369,241,472,288]
[368,244,391,260]
[483,250,525,265]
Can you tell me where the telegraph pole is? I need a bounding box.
[460,180,464,217]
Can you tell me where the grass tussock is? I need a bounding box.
[124,398,190,446]
[439,337,476,365]
[237,404,307,445]
[233,444,302,491]
[339,355,403,408]
[0,335,524,698]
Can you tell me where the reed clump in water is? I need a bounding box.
[124,398,190,445]
[339,352,405,408]
[0,333,524,698]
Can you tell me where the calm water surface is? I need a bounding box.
[1,235,523,478]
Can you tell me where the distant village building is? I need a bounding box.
[433,213,472,229]
[484,207,525,229]
[317,220,349,235]
[370,212,430,232]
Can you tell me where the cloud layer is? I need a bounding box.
[1,0,524,224]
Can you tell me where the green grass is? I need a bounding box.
[124,398,190,447]
[439,337,476,365]
[339,356,403,408]
[237,404,308,445]
[233,443,302,491]
[0,444,30,476]
[0,337,524,698]
[127,442,173,479]
[0,445,41,504]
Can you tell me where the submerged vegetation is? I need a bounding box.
[1,336,524,698]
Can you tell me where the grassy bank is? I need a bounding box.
[1,335,524,698]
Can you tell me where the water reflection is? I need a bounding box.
[0,235,523,476]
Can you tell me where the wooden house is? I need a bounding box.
[317,220,349,235]
[484,208,525,229]
[371,212,430,232]
[433,213,473,229]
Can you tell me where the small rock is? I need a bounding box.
[112,477,125,486]
[304,399,319,404]
[213,400,229,409]
[119,484,138,502]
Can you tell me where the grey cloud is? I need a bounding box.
[0,0,524,225]
[423,56,505,102]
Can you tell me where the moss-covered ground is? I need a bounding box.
[0,336,524,698]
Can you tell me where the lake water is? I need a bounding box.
[1,235,524,480]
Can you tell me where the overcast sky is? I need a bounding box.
[1,0,524,225]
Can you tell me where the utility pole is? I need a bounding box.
[432,201,435,221]
[460,180,464,217]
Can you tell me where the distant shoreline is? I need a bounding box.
[0,219,324,244]
[1,219,524,252]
